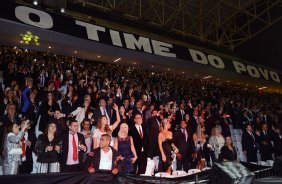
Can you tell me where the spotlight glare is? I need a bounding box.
[60,8,65,13]
[33,0,38,6]
[114,58,121,63]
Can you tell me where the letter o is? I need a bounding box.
[15,6,53,29]
[207,55,225,69]
[247,65,260,78]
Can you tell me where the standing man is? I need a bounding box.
[242,124,258,163]
[147,109,161,173]
[130,113,148,174]
[61,119,87,172]
[174,120,192,172]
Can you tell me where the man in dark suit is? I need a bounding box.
[130,113,148,174]
[189,110,199,134]
[257,123,273,161]
[241,124,258,163]
[174,120,192,172]
[61,119,87,172]
[93,98,111,126]
[273,127,282,158]
[175,103,186,125]
[150,89,160,106]
[147,110,161,172]
[131,100,145,119]
[18,121,37,174]
[85,134,122,174]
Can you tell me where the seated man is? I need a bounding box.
[85,134,123,175]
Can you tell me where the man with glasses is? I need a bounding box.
[130,113,148,174]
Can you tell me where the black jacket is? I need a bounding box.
[61,132,86,170]
[84,147,122,173]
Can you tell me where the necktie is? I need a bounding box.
[72,134,78,161]
[21,136,26,157]
[182,129,187,142]
[40,75,44,87]
[250,133,255,145]
[139,127,143,139]
[103,108,107,116]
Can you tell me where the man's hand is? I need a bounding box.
[88,167,95,173]
[176,153,183,160]
[25,140,32,147]
[78,144,87,151]
[112,168,118,175]
[87,152,94,156]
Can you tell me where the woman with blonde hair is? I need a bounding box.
[92,103,120,149]
[114,123,137,174]
[208,126,225,161]
[191,124,207,169]
[158,118,179,174]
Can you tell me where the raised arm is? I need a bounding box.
[111,103,121,131]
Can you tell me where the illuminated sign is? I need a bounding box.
[20,31,40,45]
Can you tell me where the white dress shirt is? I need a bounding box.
[135,124,144,152]
[99,148,113,170]
[66,132,79,165]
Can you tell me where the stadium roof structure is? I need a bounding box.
[67,0,281,50]
[43,0,282,71]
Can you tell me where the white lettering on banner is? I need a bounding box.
[233,61,247,73]
[233,61,280,83]
[258,68,269,80]
[207,55,225,69]
[76,20,105,41]
[270,71,281,83]
[189,49,225,69]
[151,40,176,58]
[247,65,260,78]
[110,30,123,47]
[123,33,152,53]
[15,6,53,29]
[189,49,208,64]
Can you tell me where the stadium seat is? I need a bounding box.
[187,169,201,175]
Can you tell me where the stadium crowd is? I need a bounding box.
[0,45,282,176]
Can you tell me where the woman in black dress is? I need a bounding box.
[158,118,179,174]
[218,136,237,162]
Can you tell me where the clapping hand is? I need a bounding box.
[55,145,60,152]
[45,146,53,152]
[78,144,86,151]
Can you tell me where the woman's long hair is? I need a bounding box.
[224,136,234,148]
[43,122,58,139]
[96,115,111,133]
[159,118,168,132]
[118,123,129,138]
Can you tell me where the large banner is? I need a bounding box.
[0,1,281,84]
[0,163,270,184]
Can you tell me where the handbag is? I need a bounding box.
[8,148,23,155]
